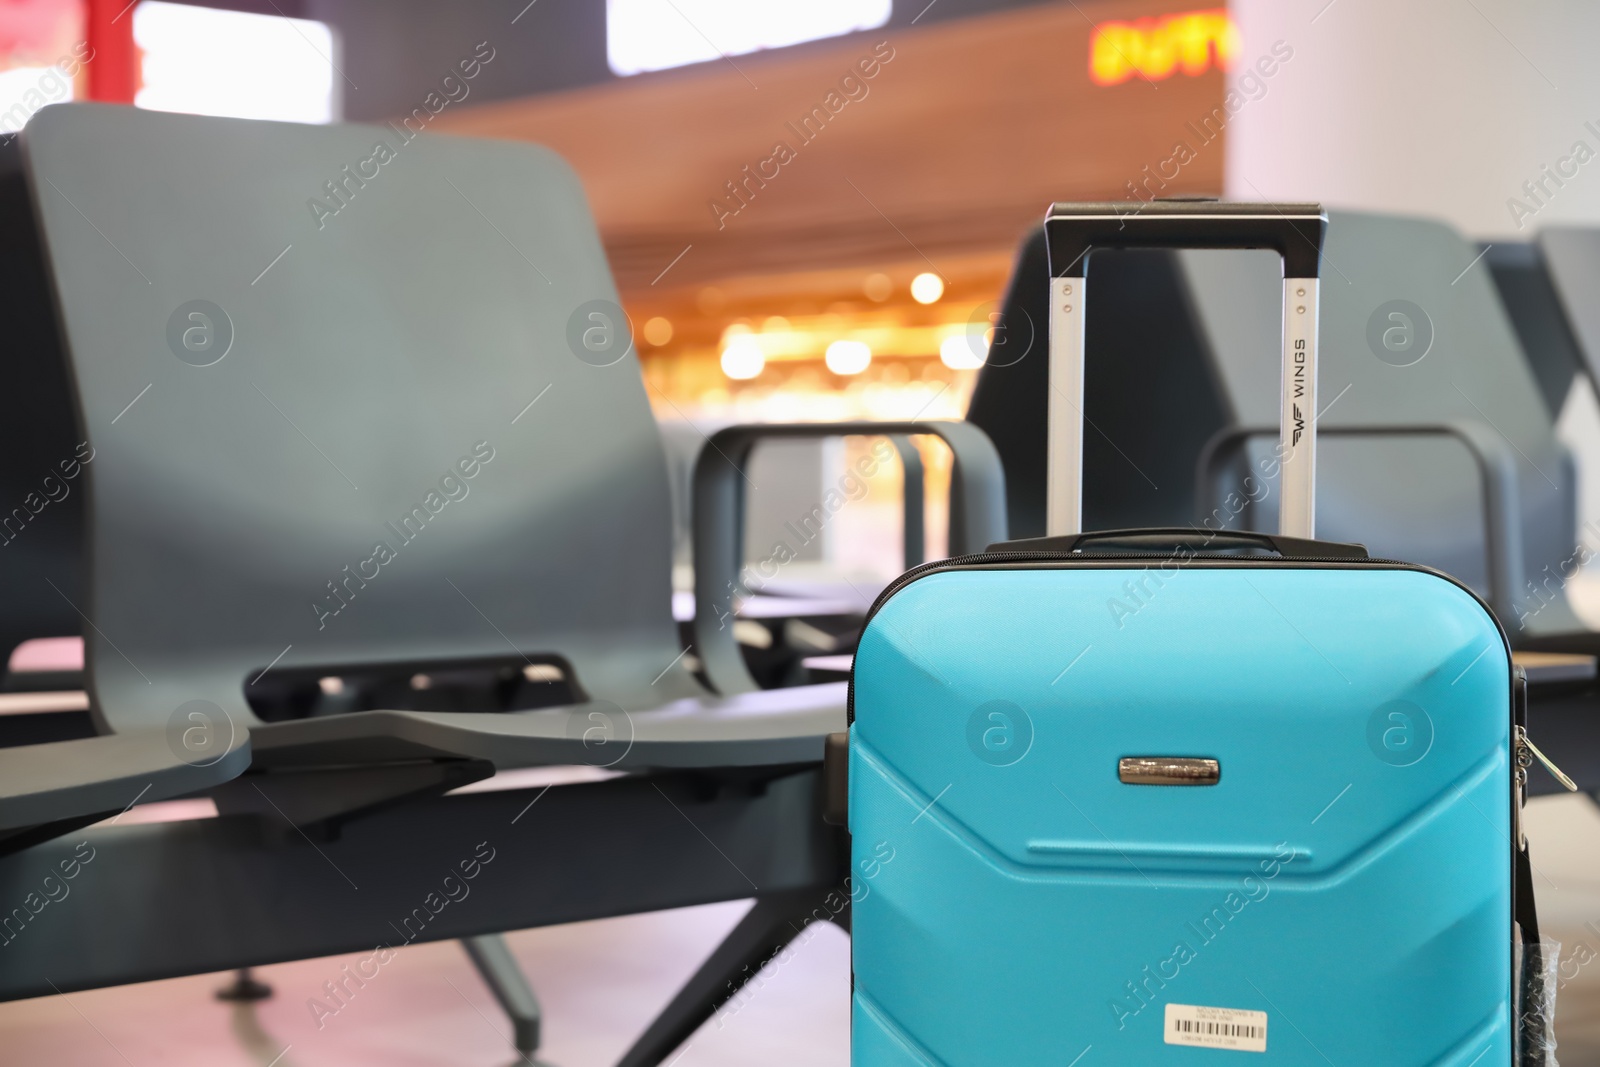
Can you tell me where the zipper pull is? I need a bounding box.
[1515,764,1528,851]
[1517,726,1578,792]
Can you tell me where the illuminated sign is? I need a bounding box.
[1090,9,1239,86]
[607,0,892,77]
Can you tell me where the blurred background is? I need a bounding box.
[10,0,1600,595]
[6,0,1245,598]
[8,0,1600,1062]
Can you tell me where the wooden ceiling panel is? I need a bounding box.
[433,0,1226,296]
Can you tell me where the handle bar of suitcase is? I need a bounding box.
[1042,201,1328,539]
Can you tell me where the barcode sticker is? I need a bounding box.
[1164,1003,1268,1053]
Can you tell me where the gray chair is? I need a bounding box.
[968,210,1600,791]
[1180,210,1581,636]
[1478,230,1600,795]
[1485,240,1589,421]
[1537,227,1600,393]
[1184,212,1600,794]
[0,137,250,849]
[0,103,1003,1066]
[661,422,928,689]
[966,211,1574,629]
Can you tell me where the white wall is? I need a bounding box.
[1227,0,1600,605]
[1226,0,1600,238]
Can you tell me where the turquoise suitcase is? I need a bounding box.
[845,204,1555,1065]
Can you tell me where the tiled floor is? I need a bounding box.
[0,898,850,1066]
[3,793,1598,1065]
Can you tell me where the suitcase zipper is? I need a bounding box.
[1516,727,1577,792]
[1514,725,1578,850]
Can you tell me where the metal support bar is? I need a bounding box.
[462,933,548,1063]
[214,967,273,1002]
[616,886,850,1067]
[887,435,925,568]
[0,767,843,1001]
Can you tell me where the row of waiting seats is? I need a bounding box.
[4,100,1600,1062]
[0,103,1007,1067]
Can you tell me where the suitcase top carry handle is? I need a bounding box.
[1042,200,1328,539]
[990,527,1367,560]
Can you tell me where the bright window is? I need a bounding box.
[0,0,85,135]
[0,64,74,133]
[134,1,339,123]
[607,0,891,77]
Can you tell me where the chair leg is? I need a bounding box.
[215,967,274,1002]
[615,888,844,1067]
[461,934,550,1064]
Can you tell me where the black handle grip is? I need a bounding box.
[988,527,1367,560]
[1045,200,1327,279]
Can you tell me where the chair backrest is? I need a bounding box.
[21,103,696,735]
[0,139,86,665]
[1179,210,1578,631]
[965,229,1229,538]
[969,208,1581,632]
[1485,241,1585,420]
[1539,227,1600,390]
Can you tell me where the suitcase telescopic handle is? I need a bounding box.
[1042,201,1328,538]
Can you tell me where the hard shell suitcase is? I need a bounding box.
[845,203,1557,1064]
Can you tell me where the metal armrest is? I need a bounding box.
[887,435,926,567]
[1199,421,1525,625]
[691,421,1006,696]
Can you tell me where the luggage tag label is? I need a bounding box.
[1164,1003,1267,1053]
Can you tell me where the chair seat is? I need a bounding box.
[246,682,850,770]
[0,730,250,833]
